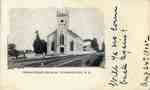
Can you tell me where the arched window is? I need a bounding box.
[60,33,64,45]
[51,41,55,51]
[70,41,74,51]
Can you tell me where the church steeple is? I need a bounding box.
[56,8,69,17]
[55,8,69,53]
[56,8,69,26]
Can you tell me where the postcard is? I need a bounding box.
[0,0,150,90]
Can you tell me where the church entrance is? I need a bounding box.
[60,47,64,53]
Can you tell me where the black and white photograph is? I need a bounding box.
[7,8,105,69]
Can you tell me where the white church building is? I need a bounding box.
[47,8,85,55]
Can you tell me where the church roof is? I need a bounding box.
[83,39,92,42]
[67,29,82,40]
[47,30,57,38]
[47,29,82,40]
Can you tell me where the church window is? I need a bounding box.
[60,34,64,45]
[70,41,74,51]
[60,19,64,23]
[51,41,55,51]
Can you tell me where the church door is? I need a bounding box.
[60,47,64,53]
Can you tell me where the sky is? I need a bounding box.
[8,8,104,50]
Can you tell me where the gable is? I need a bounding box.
[67,29,82,40]
[47,30,57,38]
[47,29,83,41]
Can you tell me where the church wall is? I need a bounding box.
[47,31,84,55]
[65,32,84,55]
[47,33,56,54]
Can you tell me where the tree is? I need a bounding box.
[101,41,105,52]
[41,40,47,55]
[33,30,47,55]
[8,43,19,58]
[33,39,43,54]
[91,38,100,52]
[8,43,16,49]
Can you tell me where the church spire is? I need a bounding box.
[56,8,69,17]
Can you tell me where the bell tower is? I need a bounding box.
[56,8,69,54]
[56,8,69,29]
